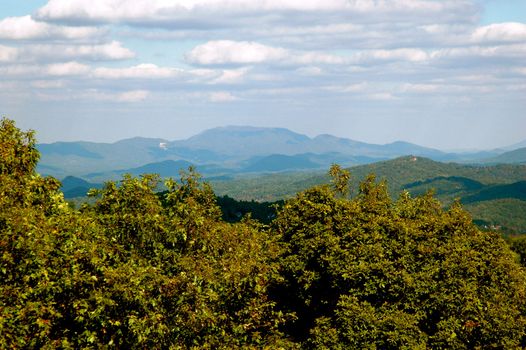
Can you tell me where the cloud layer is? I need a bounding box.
[1,0,525,148]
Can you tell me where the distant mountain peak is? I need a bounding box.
[188,125,309,139]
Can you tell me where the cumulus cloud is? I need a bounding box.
[17,41,135,62]
[432,44,526,62]
[186,40,346,66]
[0,15,104,40]
[210,67,250,84]
[185,40,441,67]
[471,23,526,44]
[0,40,134,64]
[45,61,91,76]
[0,61,90,77]
[186,41,288,65]
[352,48,430,64]
[93,64,182,79]
[35,0,476,27]
[1,0,524,145]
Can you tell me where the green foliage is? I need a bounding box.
[466,199,526,234]
[272,169,526,348]
[1,119,291,349]
[2,118,526,348]
[210,171,325,202]
[508,235,526,267]
[212,157,526,233]
[328,163,350,197]
[216,195,283,224]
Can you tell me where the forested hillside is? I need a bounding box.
[482,147,526,164]
[210,157,526,233]
[3,118,526,348]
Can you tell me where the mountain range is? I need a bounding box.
[38,126,522,181]
[53,139,526,233]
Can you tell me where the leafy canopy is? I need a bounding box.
[2,117,526,349]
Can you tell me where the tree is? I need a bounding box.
[3,117,526,348]
[0,118,291,348]
[272,169,526,348]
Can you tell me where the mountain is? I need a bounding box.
[169,126,446,159]
[461,181,526,204]
[212,156,526,202]
[120,160,194,177]
[171,126,311,157]
[210,156,526,233]
[37,125,512,180]
[482,147,526,165]
[404,176,485,199]
[61,175,94,191]
[60,176,101,198]
[85,160,195,182]
[242,154,321,172]
[38,142,103,159]
[37,137,171,176]
[503,139,526,151]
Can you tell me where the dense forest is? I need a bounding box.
[3,117,526,348]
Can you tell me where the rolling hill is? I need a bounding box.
[56,155,526,233]
[210,156,526,233]
[60,176,102,198]
[211,156,526,201]
[85,159,195,181]
[482,147,526,165]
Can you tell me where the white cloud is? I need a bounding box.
[294,52,346,65]
[353,48,430,63]
[0,41,134,64]
[211,67,250,84]
[296,66,323,76]
[324,83,369,93]
[0,15,104,40]
[186,40,346,66]
[432,44,526,61]
[367,92,395,100]
[0,62,91,77]
[0,81,21,90]
[0,45,19,62]
[45,61,91,76]
[472,23,526,44]
[31,80,66,89]
[93,64,182,79]
[400,83,439,93]
[115,90,149,102]
[18,41,135,62]
[35,0,475,26]
[186,40,288,65]
[36,89,150,102]
[209,91,237,102]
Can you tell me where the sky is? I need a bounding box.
[1,0,525,150]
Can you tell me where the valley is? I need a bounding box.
[47,127,526,234]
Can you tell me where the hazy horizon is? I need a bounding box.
[33,123,526,153]
[2,0,526,150]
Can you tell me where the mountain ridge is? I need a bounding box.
[36,125,524,179]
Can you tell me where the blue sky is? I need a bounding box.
[1,0,525,150]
